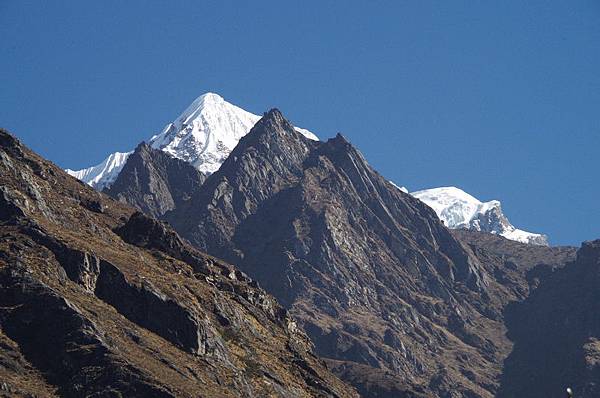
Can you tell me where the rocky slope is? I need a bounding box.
[412,187,548,246]
[67,93,317,189]
[0,129,357,398]
[160,109,576,397]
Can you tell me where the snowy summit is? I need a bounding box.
[411,186,548,246]
[66,92,318,189]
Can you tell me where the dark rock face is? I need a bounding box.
[163,110,577,396]
[497,239,600,398]
[0,129,356,398]
[94,258,226,356]
[105,142,206,218]
[0,270,174,398]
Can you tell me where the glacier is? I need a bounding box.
[67,92,318,189]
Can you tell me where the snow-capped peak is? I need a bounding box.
[411,186,548,246]
[67,92,318,188]
[149,92,317,174]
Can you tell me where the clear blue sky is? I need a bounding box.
[2,1,599,246]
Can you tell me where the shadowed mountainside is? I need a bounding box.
[497,239,600,398]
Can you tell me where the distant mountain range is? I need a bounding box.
[67,92,548,245]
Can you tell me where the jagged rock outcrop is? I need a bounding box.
[497,239,600,398]
[105,142,206,218]
[0,129,356,397]
[162,109,576,397]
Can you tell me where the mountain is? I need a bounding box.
[104,142,206,218]
[148,92,318,173]
[0,129,356,397]
[412,186,549,246]
[66,93,318,189]
[160,109,576,397]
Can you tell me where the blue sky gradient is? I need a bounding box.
[2,1,599,245]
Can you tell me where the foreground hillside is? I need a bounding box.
[0,130,356,397]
